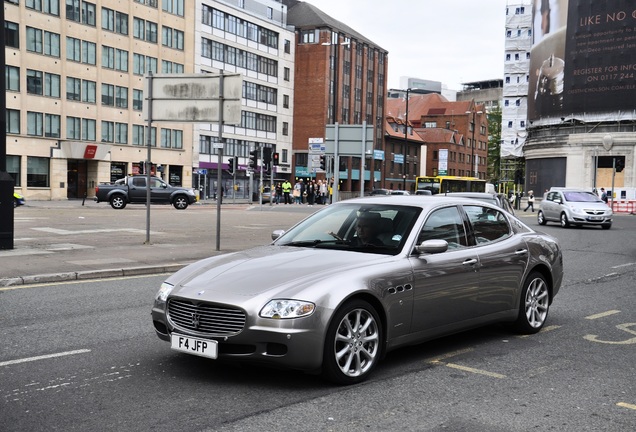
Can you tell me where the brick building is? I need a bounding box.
[283,0,388,193]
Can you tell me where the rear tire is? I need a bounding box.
[513,271,550,334]
[110,194,127,209]
[322,299,382,385]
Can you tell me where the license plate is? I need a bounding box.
[171,334,218,359]
[588,216,602,221]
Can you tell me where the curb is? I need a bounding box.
[0,263,190,288]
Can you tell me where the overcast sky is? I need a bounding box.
[303,0,525,91]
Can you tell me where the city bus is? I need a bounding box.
[415,175,487,195]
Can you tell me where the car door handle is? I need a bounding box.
[462,258,478,266]
[515,249,528,255]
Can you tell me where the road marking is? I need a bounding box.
[611,262,636,269]
[518,324,562,338]
[585,310,621,320]
[584,323,636,345]
[0,349,91,367]
[443,363,507,379]
[426,348,505,379]
[617,402,636,411]
[425,348,474,363]
[32,227,158,235]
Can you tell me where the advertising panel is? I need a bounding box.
[528,0,636,122]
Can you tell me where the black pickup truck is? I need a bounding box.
[94,175,197,210]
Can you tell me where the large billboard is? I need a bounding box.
[528,0,636,122]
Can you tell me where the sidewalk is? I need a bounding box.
[0,200,314,288]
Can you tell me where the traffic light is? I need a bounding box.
[263,147,272,165]
[249,149,258,169]
[319,155,326,171]
[227,158,235,175]
[272,152,279,166]
[139,161,144,174]
[615,158,624,172]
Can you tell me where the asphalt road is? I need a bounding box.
[0,206,635,431]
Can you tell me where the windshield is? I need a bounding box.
[563,192,603,202]
[275,203,422,255]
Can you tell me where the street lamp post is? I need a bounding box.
[403,89,410,190]
[465,107,483,178]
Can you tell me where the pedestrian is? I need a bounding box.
[307,180,316,206]
[600,187,608,203]
[282,179,292,204]
[293,179,303,204]
[524,190,535,212]
[274,182,282,204]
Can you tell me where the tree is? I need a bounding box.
[486,106,502,184]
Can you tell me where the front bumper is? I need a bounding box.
[151,305,327,372]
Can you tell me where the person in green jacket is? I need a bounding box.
[282,180,292,204]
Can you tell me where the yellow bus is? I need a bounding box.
[415,176,487,195]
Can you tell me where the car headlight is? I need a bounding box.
[260,299,315,319]
[156,282,174,303]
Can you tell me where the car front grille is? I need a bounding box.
[167,299,246,336]
[584,209,606,215]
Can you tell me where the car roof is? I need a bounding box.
[345,195,502,209]
[442,192,498,199]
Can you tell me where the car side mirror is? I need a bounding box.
[271,229,286,241]
[415,239,448,255]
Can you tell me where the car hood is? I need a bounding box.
[166,245,389,302]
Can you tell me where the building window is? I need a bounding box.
[7,155,21,187]
[27,0,60,16]
[82,118,96,141]
[101,83,114,106]
[301,30,315,44]
[284,67,290,81]
[27,112,44,136]
[45,73,61,98]
[102,8,128,35]
[45,113,61,137]
[82,2,96,25]
[101,121,114,142]
[82,40,96,64]
[283,94,289,109]
[6,109,20,134]
[66,36,81,61]
[162,0,184,16]
[505,53,511,61]
[82,80,96,103]
[67,0,80,21]
[44,31,61,57]
[27,69,43,95]
[115,86,128,108]
[267,7,273,19]
[508,121,513,128]
[284,39,291,54]
[146,22,158,43]
[133,89,143,111]
[27,156,50,188]
[115,123,128,144]
[6,66,20,91]
[66,77,81,101]
[132,125,144,146]
[282,122,288,136]
[504,100,509,106]
[67,116,81,139]
[26,27,43,53]
[520,120,526,127]
[161,128,171,148]
[5,21,20,48]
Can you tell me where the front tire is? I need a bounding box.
[110,194,127,209]
[322,300,382,385]
[513,271,550,334]
[537,210,547,225]
[173,195,189,210]
[560,212,570,228]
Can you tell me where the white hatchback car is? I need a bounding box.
[538,188,612,229]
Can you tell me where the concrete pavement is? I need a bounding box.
[0,198,316,287]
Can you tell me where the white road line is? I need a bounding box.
[0,349,91,367]
[611,262,636,269]
[32,227,155,235]
[585,310,621,320]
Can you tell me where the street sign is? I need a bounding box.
[143,73,243,123]
[324,124,374,155]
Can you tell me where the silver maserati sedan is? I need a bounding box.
[152,196,563,384]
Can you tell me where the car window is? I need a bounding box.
[464,205,511,245]
[417,206,467,249]
[132,177,146,187]
[150,178,164,188]
[563,191,602,202]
